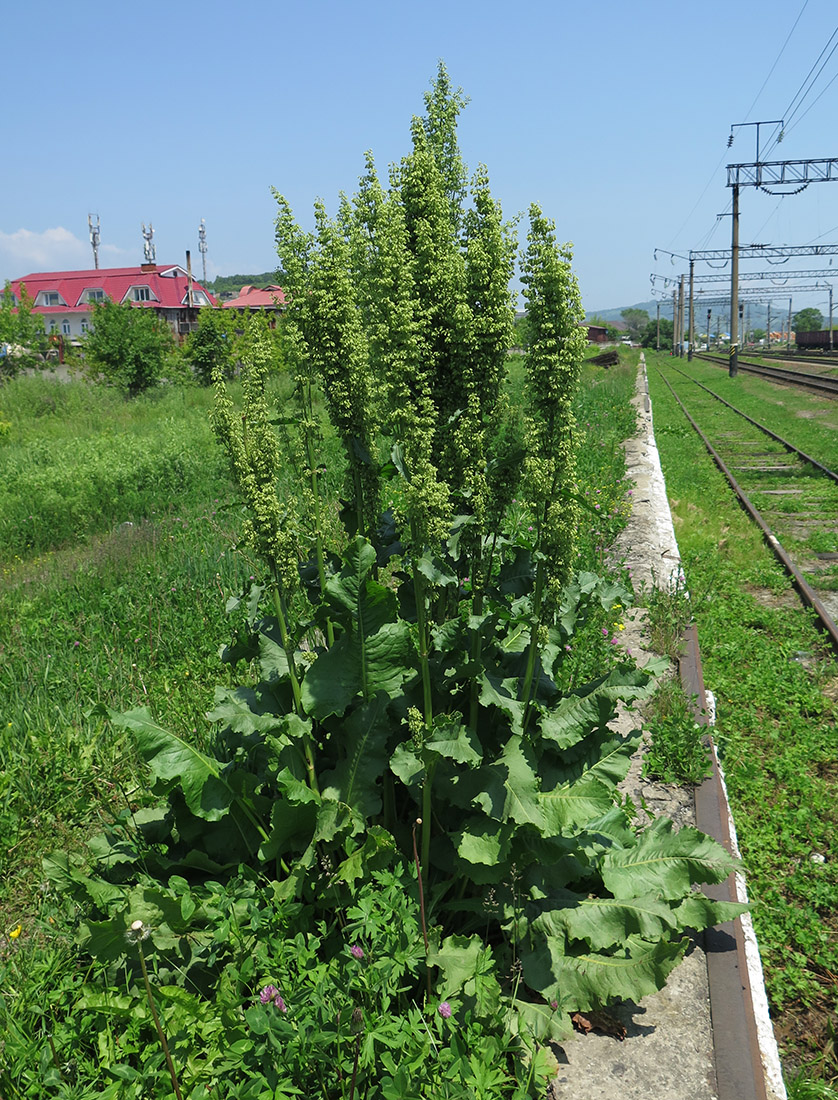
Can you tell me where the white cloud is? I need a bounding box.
[0,226,89,277]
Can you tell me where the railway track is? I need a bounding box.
[654,362,838,651]
[695,352,838,397]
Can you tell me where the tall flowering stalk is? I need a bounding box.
[211,324,319,790]
[518,204,587,718]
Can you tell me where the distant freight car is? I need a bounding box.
[795,329,837,349]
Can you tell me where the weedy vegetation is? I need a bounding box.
[1,75,744,1099]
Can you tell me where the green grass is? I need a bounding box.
[647,349,838,1084]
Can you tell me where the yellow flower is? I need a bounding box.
[9,925,22,939]
[617,623,625,631]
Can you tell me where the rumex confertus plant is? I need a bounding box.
[43,62,746,1095]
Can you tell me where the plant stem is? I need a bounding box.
[271,584,320,793]
[412,819,432,1002]
[136,940,184,1100]
[519,557,546,726]
[410,522,435,883]
[305,428,335,648]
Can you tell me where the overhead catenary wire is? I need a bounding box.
[762,25,838,158]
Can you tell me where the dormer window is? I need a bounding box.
[39,291,64,307]
[187,289,211,307]
[126,285,156,303]
[81,288,106,304]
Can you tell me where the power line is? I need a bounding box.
[672,1,811,251]
[763,26,838,157]
[741,0,810,120]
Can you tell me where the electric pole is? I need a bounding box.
[688,259,695,361]
[668,290,677,354]
[730,182,740,376]
[656,302,660,351]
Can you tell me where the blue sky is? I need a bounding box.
[3,0,837,317]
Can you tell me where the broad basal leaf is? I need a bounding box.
[602,817,739,900]
[473,735,545,829]
[111,707,233,821]
[531,892,680,951]
[479,672,525,735]
[454,818,514,867]
[425,716,482,766]
[302,621,414,719]
[507,997,572,1043]
[206,686,287,736]
[670,894,749,932]
[539,774,614,833]
[320,694,390,817]
[521,933,687,1011]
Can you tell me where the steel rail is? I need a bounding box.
[665,363,838,484]
[655,368,838,654]
[695,353,838,397]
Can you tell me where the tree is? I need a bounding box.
[620,307,650,343]
[83,299,177,397]
[0,281,47,379]
[186,306,236,385]
[640,316,673,351]
[793,306,823,333]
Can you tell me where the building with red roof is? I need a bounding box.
[221,284,286,312]
[7,264,216,341]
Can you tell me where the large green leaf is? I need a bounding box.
[539,774,615,832]
[206,686,287,736]
[302,621,415,718]
[110,707,233,821]
[320,694,391,817]
[602,817,739,900]
[521,933,687,1011]
[507,997,572,1043]
[454,818,514,867]
[473,735,545,829]
[479,672,525,734]
[531,892,680,951]
[428,934,498,1010]
[671,894,749,932]
[538,692,614,750]
[425,716,482,766]
[259,768,320,861]
[301,537,416,718]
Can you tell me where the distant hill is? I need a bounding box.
[585,301,659,323]
[586,299,773,331]
[207,271,284,297]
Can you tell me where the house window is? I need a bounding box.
[62,320,71,335]
[131,286,151,302]
[81,320,90,333]
[84,288,105,303]
[41,291,61,306]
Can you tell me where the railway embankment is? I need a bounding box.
[643,351,838,1095]
[550,354,785,1100]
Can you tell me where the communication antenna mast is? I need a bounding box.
[198,219,208,284]
[88,214,101,269]
[141,222,156,264]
